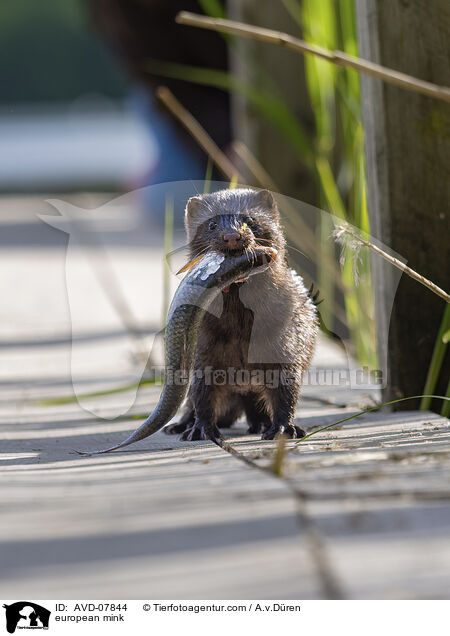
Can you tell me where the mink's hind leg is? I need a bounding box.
[216,414,237,428]
[216,397,243,428]
[243,393,272,434]
[164,406,195,435]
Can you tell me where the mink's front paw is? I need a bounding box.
[180,420,223,444]
[180,422,205,441]
[261,423,304,440]
[164,421,191,435]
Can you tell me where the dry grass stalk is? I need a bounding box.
[176,12,450,104]
[156,86,240,181]
[334,224,450,303]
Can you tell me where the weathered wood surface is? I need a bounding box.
[1,380,449,599]
[0,202,449,599]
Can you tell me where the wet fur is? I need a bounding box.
[165,188,318,442]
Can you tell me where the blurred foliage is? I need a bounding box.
[297,0,376,367]
[144,59,314,164]
[0,0,127,104]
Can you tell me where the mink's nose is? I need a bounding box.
[222,231,241,248]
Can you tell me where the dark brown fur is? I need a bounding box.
[165,188,318,442]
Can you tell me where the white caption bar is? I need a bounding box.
[1,600,448,635]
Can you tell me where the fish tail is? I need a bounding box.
[77,411,167,455]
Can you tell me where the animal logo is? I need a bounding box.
[39,197,146,418]
[3,602,50,634]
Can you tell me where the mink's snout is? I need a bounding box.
[222,231,241,248]
[216,228,252,255]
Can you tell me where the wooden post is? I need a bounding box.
[228,0,317,204]
[356,0,450,408]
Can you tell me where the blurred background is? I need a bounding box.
[0,0,368,385]
[0,0,448,409]
[0,0,232,192]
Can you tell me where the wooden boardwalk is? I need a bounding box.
[1,208,449,599]
[1,384,449,599]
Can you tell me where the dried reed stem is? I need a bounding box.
[176,12,450,104]
[335,224,450,303]
[156,86,241,181]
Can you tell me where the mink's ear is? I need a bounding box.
[251,189,279,217]
[185,196,204,220]
[185,195,210,243]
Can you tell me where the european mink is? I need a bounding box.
[165,188,318,442]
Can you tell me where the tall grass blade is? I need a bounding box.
[297,395,450,444]
[420,304,450,410]
[145,60,314,167]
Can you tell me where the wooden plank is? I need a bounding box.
[249,410,450,598]
[0,384,321,599]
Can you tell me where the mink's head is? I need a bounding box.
[185,188,286,259]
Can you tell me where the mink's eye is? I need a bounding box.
[209,220,217,231]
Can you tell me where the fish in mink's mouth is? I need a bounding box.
[222,277,248,293]
[221,247,257,292]
[221,245,277,293]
